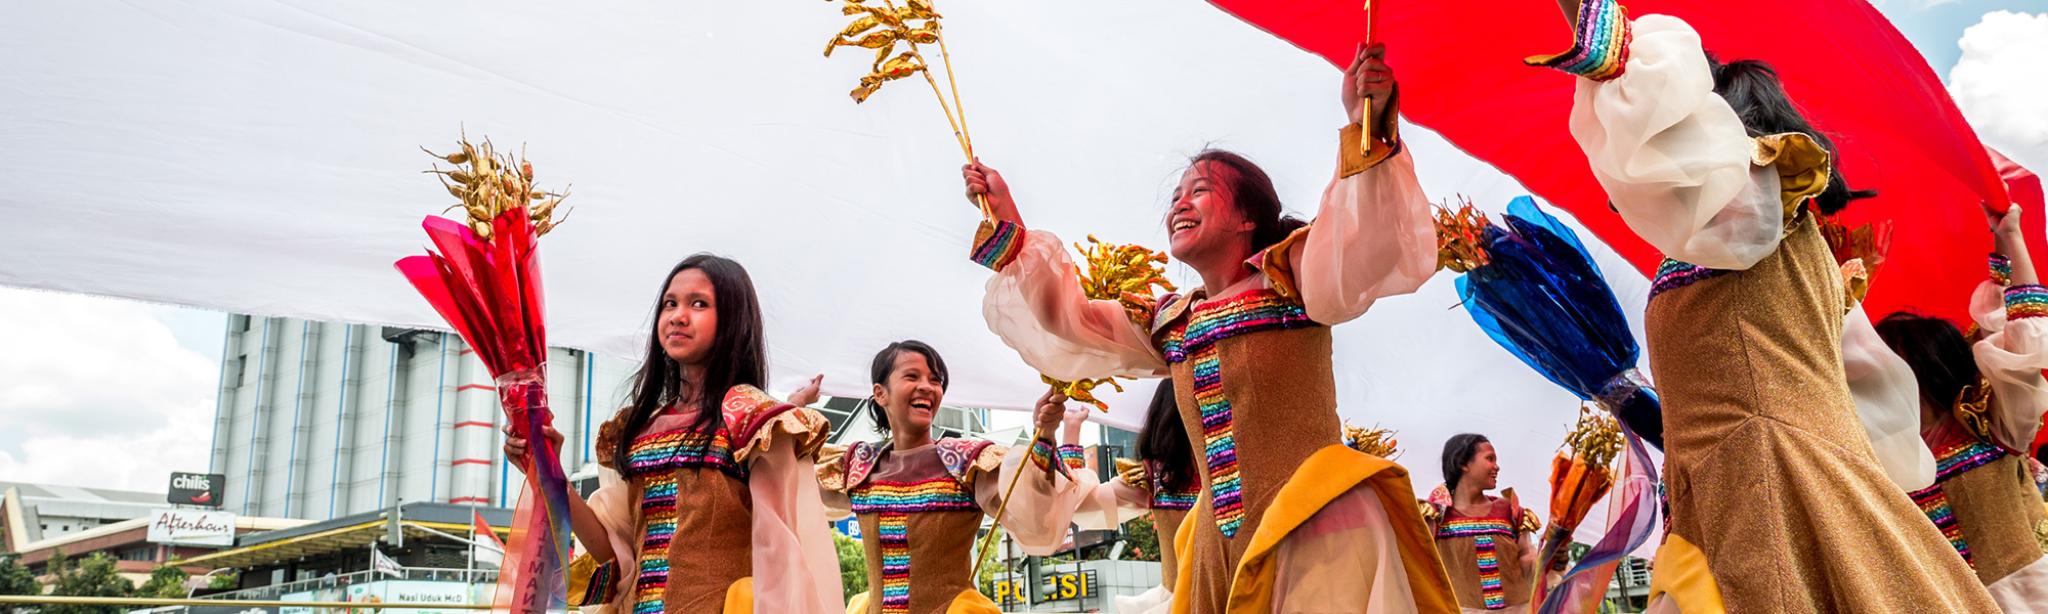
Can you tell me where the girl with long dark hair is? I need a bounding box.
[1874,206,2048,612]
[959,43,1455,612]
[813,340,1086,614]
[1421,434,1540,613]
[505,254,841,613]
[1057,379,1201,614]
[1533,0,1996,610]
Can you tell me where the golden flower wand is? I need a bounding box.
[823,0,993,221]
[969,237,1176,580]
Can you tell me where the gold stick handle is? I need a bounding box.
[1361,0,1376,152]
[968,411,1054,580]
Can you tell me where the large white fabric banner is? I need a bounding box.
[0,0,1660,546]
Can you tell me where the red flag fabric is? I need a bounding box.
[1205,0,2036,321]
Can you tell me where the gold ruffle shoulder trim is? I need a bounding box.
[1418,498,1442,525]
[1752,132,1831,222]
[815,444,851,492]
[721,385,831,465]
[1113,458,1151,492]
[594,408,632,470]
[1249,225,1314,302]
[959,440,1006,491]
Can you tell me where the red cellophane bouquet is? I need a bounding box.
[395,135,571,614]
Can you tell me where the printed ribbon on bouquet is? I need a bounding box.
[395,136,573,614]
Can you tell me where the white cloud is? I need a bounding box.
[0,288,218,492]
[1950,11,2048,174]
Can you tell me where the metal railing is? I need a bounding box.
[199,567,498,602]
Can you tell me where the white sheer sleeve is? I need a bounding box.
[982,229,1169,381]
[1841,305,1937,490]
[1969,281,2048,451]
[1073,474,1155,532]
[1568,15,1784,270]
[746,443,844,614]
[974,439,1092,556]
[1289,148,1439,324]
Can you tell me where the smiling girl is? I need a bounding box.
[1422,434,1539,614]
[816,340,1086,614]
[506,254,841,613]
[958,43,1454,612]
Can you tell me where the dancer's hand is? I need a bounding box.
[1033,388,1069,433]
[789,374,824,407]
[1342,43,1396,126]
[1988,204,2024,242]
[503,424,564,475]
[962,158,1023,225]
[1060,406,1089,444]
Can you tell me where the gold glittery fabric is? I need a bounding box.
[1926,417,2048,586]
[1643,213,1999,612]
[1165,325,1346,613]
[1153,508,1189,588]
[1429,497,1534,610]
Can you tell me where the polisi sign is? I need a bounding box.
[168,472,225,507]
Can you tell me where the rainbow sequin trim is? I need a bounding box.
[1991,253,2013,286]
[2006,284,2048,321]
[1162,290,1314,539]
[969,219,1024,271]
[849,476,978,614]
[876,511,911,614]
[1933,439,2008,483]
[1910,485,1972,566]
[1525,0,1632,81]
[569,557,617,607]
[1192,342,1244,537]
[1151,482,1199,511]
[633,472,677,614]
[624,429,740,479]
[1057,444,1087,470]
[1475,535,1506,609]
[1028,437,1062,475]
[1439,517,1515,609]
[848,476,980,515]
[1648,259,1729,300]
[624,428,739,614]
[1436,517,1517,539]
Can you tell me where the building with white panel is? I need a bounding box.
[207,314,638,520]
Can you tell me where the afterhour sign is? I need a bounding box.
[147,509,237,546]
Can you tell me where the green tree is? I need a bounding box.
[0,553,42,614]
[206,571,239,591]
[1119,516,1160,562]
[46,552,131,614]
[135,565,189,599]
[973,527,1005,597]
[833,532,867,602]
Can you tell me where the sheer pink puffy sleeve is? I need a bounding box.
[1842,305,1938,490]
[1567,15,1787,270]
[1969,279,2048,452]
[567,472,640,612]
[1274,145,1438,325]
[746,441,844,613]
[970,437,1094,556]
[977,226,1170,382]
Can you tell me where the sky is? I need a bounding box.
[2,0,2042,493]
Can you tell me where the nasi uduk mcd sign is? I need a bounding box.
[147,509,237,546]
